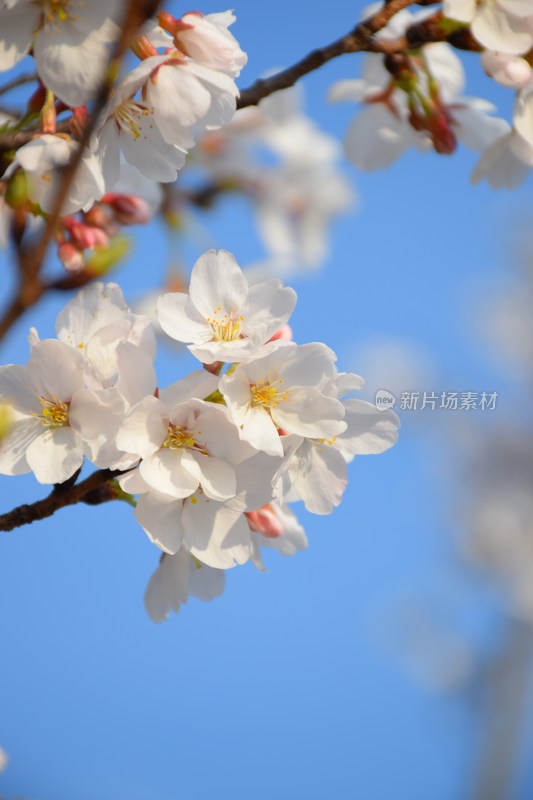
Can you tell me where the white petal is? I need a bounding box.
[344,105,415,171]
[157,291,211,344]
[26,427,84,484]
[195,455,236,501]
[116,395,166,459]
[273,387,346,440]
[139,448,200,499]
[26,339,85,401]
[135,491,184,554]
[183,496,251,569]
[188,249,248,319]
[0,5,39,69]
[340,400,399,457]
[289,441,347,515]
[472,2,533,54]
[0,415,40,476]
[144,550,190,623]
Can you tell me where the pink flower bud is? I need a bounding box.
[246,505,283,539]
[102,193,152,225]
[67,220,109,250]
[84,205,117,236]
[429,111,457,155]
[58,242,84,273]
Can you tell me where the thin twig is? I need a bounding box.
[0,469,122,532]
[237,0,416,109]
[0,0,163,344]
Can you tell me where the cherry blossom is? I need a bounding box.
[157,249,296,364]
[0,0,126,107]
[329,13,508,170]
[0,339,87,484]
[278,373,400,515]
[219,341,347,457]
[116,396,251,503]
[4,134,106,215]
[444,0,533,55]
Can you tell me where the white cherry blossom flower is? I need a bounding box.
[116,386,248,503]
[0,0,126,107]
[279,372,399,515]
[54,281,156,390]
[3,134,106,215]
[116,52,239,155]
[157,249,296,364]
[51,282,158,469]
[472,128,533,188]
[144,549,225,623]
[96,66,187,186]
[444,0,533,55]
[0,339,86,484]
[219,342,347,457]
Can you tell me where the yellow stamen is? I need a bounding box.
[206,307,245,343]
[162,423,208,456]
[250,378,289,409]
[35,396,69,428]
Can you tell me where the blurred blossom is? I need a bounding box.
[462,432,533,622]
[193,86,355,272]
[391,605,475,694]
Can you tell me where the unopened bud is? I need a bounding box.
[58,241,84,273]
[429,112,457,155]
[102,192,152,225]
[246,505,282,538]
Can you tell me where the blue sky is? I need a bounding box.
[1,2,532,799]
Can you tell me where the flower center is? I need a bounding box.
[36,396,70,428]
[40,0,71,23]
[250,379,288,409]
[206,307,244,343]
[114,101,149,141]
[163,423,208,455]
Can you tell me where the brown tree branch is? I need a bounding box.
[0,469,122,532]
[0,0,163,345]
[237,0,419,109]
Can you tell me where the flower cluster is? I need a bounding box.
[329,6,508,176]
[445,0,533,188]
[0,250,399,621]
[0,6,247,213]
[328,2,533,188]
